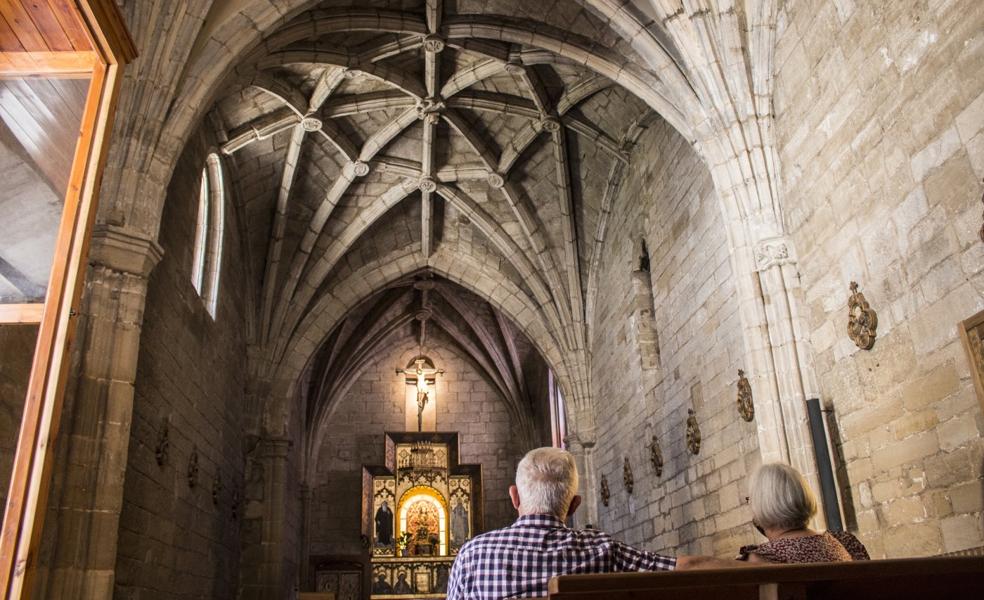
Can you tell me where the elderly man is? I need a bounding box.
[447,447,726,599]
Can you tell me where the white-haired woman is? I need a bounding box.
[738,463,869,563]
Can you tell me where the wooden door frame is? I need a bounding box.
[0,2,136,597]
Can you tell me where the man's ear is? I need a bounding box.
[566,495,582,519]
[509,485,521,511]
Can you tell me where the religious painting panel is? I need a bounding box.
[959,309,984,413]
[398,486,447,557]
[372,477,397,556]
[315,569,361,600]
[449,477,472,551]
[370,560,451,597]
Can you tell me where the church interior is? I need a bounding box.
[0,0,983,598]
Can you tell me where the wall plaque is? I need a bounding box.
[737,369,754,422]
[155,419,169,466]
[187,448,199,489]
[648,435,663,477]
[686,409,701,455]
[847,281,878,350]
[622,457,634,495]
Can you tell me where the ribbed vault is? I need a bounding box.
[303,272,548,476]
[200,0,664,436]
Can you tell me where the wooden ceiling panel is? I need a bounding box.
[0,0,91,52]
[0,75,90,195]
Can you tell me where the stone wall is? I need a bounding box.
[113,131,250,599]
[774,0,984,556]
[308,333,531,559]
[589,119,756,557]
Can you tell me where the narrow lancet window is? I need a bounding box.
[191,154,225,318]
[632,237,660,370]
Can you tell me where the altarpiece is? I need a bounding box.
[362,432,483,598]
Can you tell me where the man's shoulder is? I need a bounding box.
[459,524,518,550]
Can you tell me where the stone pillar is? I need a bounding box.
[299,483,312,590]
[241,436,292,600]
[729,228,825,523]
[37,225,162,599]
[566,434,597,528]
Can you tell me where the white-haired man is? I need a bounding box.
[447,447,720,599]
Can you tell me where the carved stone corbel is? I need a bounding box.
[622,457,634,495]
[754,237,794,271]
[599,475,610,507]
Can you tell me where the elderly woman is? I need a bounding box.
[739,463,869,563]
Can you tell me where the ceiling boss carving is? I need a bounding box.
[736,369,754,422]
[848,281,878,350]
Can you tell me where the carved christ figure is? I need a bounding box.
[415,371,430,432]
[397,358,443,432]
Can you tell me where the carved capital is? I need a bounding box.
[89,224,164,278]
[754,237,795,271]
[257,436,292,459]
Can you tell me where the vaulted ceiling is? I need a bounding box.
[303,273,549,462]
[201,0,667,429]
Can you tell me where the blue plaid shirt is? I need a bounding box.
[446,514,676,599]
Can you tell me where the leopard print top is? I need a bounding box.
[738,531,870,563]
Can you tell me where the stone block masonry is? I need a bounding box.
[775,0,984,556]
[113,130,251,600]
[589,118,757,557]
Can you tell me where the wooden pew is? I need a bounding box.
[547,556,984,600]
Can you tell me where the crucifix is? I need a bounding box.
[397,358,444,432]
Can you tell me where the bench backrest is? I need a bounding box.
[547,556,984,600]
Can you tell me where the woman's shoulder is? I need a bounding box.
[829,531,871,561]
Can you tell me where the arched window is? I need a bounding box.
[191,153,225,317]
[548,370,568,449]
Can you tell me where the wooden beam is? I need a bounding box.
[0,304,44,324]
[78,0,137,64]
[0,50,97,75]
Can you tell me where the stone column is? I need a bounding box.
[566,433,597,528]
[299,483,312,590]
[729,227,825,523]
[36,224,162,599]
[241,436,292,600]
